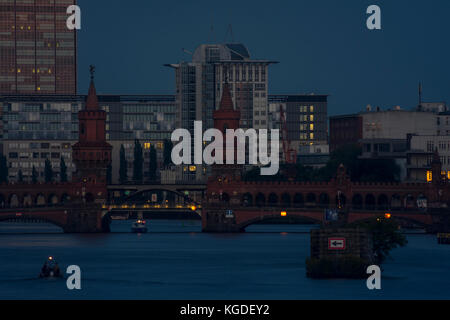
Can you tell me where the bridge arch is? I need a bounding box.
[221,192,230,203]
[9,194,20,208]
[255,193,266,207]
[319,193,330,208]
[306,193,316,207]
[242,193,253,207]
[352,194,363,210]
[378,194,389,210]
[404,194,415,209]
[0,213,66,231]
[0,194,5,208]
[365,194,376,210]
[391,194,402,210]
[293,193,304,208]
[61,193,71,204]
[349,215,429,229]
[23,194,33,207]
[35,194,46,206]
[48,194,59,206]
[281,193,291,207]
[237,213,323,230]
[268,193,278,206]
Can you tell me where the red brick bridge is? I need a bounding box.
[203,164,449,233]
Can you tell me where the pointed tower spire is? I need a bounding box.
[86,65,99,110]
[219,82,234,111]
[72,66,112,191]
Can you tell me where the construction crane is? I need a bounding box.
[279,104,297,164]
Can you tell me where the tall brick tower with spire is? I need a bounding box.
[72,66,112,202]
[210,81,242,184]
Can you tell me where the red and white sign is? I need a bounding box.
[328,238,346,250]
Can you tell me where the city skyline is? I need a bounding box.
[77,0,450,116]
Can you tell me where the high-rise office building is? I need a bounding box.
[0,0,77,94]
[167,43,276,130]
[166,43,276,181]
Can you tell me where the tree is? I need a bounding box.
[18,169,23,183]
[44,159,53,183]
[163,139,173,168]
[32,166,38,184]
[119,144,128,184]
[133,139,143,184]
[355,217,407,265]
[0,155,8,184]
[106,164,112,185]
[60,157,68,182]
[148,145,157,182]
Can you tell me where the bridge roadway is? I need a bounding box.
[107,184,206,194]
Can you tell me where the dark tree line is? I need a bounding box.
[243,144,401,183]
[119,139,173,184]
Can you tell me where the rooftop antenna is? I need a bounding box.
[225,24,235,43]
[181,48,193,61]
[89,64,95,80]
[182,48,193,55]
[418,82,423,109]
[207,17,216,43]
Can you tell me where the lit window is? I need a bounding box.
[310,124,314,131]
[310,115,314,122]
[427,171,432,182]
[37,87,41,91]
[310,105,314,112]
[144,143,151,149]
[310,133,314,140]
[189,166,197,172]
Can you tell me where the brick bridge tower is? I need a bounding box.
[203,82,243,232]
[72,66,112,204]
[210,81,242,184]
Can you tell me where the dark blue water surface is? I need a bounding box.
[0,220,449,300]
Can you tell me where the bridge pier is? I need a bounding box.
[202,209,243,233]
[63,204,108,233]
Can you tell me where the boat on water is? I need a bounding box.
[131,219,148,233]
[39,256,62,279]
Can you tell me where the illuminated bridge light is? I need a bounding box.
[281,211,287,217]
[191,206,197,211]
[385,213,392,219]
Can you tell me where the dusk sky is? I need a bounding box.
[77,0,450,115]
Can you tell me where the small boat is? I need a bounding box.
[131,219,148,233]
[39,256,62,279]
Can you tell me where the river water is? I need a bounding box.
[0,220,449,300]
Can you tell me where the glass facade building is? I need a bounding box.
[0,0,77,94]
[0,94,176,183]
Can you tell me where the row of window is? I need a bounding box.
[9,151,70,159]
